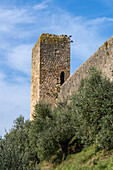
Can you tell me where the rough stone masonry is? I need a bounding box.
[30,33,113,120]
[30,33,70,119]
[58,36,113,101]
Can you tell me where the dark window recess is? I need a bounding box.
[60,72,65,85]
[55,49,57,56]
[57,78,59,84]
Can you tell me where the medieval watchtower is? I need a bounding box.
[30,33,70,119]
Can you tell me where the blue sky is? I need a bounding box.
[0,0,113,136]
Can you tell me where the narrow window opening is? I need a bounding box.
[60,72,64,85]
[55,49,57,56]
[56,78,59,84]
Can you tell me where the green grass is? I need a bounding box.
[55,146,113,170]
[36,145,113,170]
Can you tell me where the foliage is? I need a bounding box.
[71,68,113,149]
[0,68,113,169]
[30,102,53,163]
[30,101,82,162]
[0,115,32,170]
[96,114,113,150]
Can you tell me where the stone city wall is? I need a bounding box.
[58,36,113,101]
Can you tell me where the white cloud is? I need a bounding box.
[0,1,113,136]
[7,44,32,74]
[0,76,30,136]
[0,8,34,34]
[0,72,5,80]
[85,17,113,25]
[39,12,107,59]
[33,0,52,10]
[33,3,48,10]
[1,3,112,75]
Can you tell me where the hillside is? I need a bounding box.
[37,145,113,170]
[0,68,113,170]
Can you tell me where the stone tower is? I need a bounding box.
[30,33,70,119]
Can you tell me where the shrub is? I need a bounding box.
[31,101,82,162]
[71,68,113,149]
[0,116,32,170]
[1,67,112,168]
[30,102,54,163]
[96,114,113,150]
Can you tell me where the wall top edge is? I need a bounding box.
[32,33,70,51]
[60,35,113,89]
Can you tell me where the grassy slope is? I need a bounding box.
[37,145,113,170]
